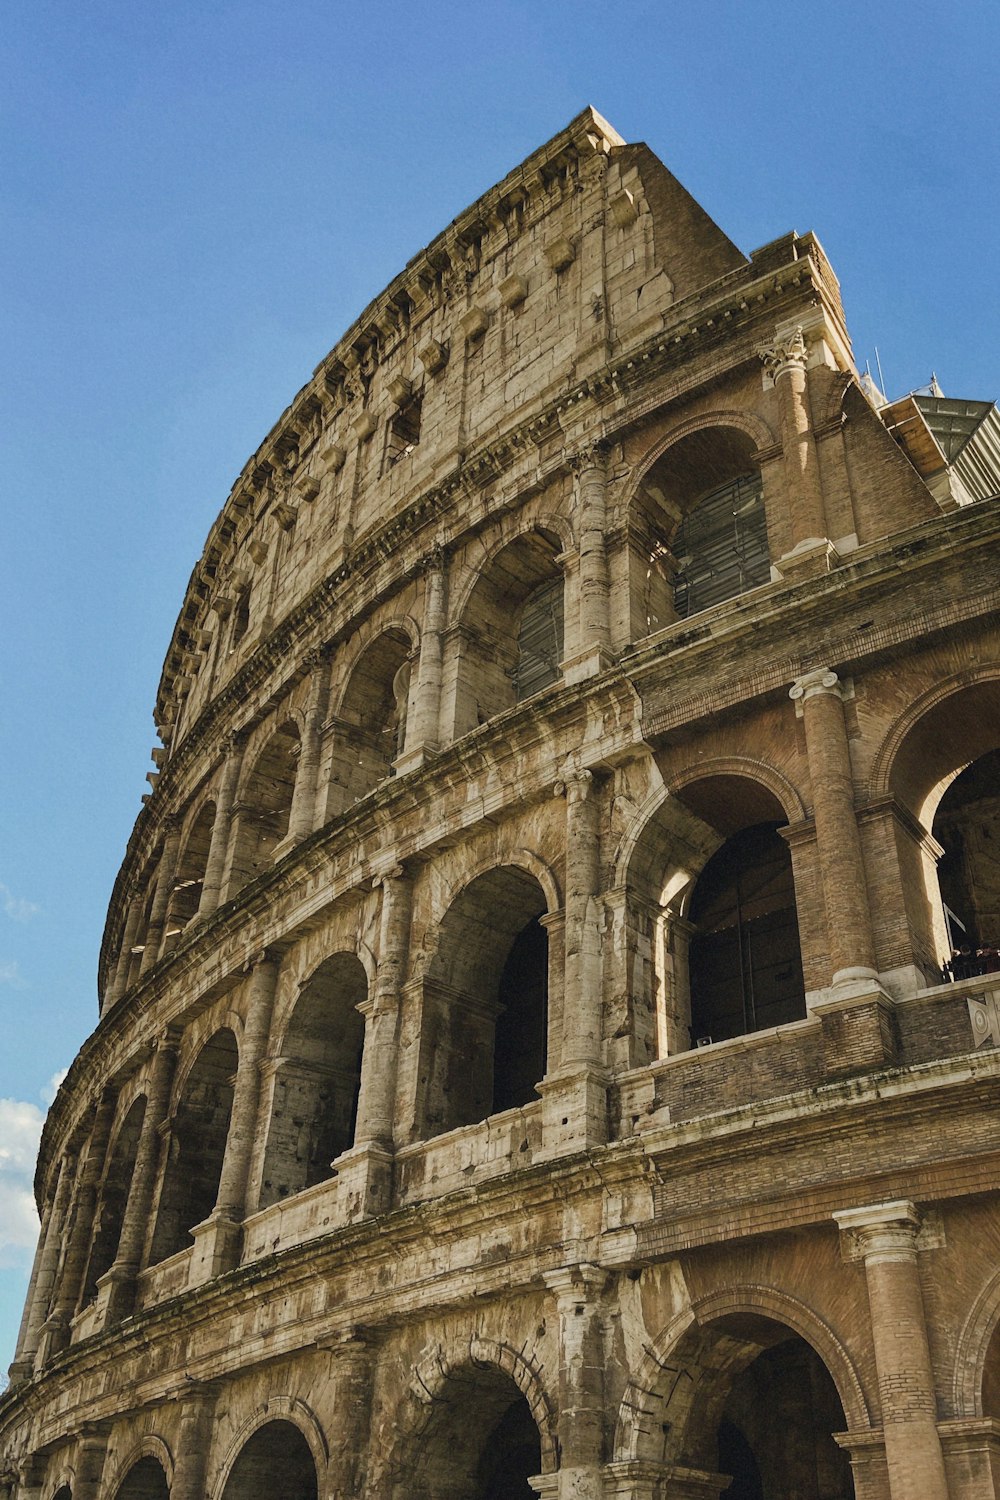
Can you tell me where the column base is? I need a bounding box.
[536,1067,610,1158]
[811,981,898,1078]
[94,1261,140,1327]
[188,1211,243,1286]
[772,536,841,582]
[6,1357,34,1388]
[393,742,439,776]
[331,1141,394,1223]
[561,646,615,686]
[34,1312,71,1367]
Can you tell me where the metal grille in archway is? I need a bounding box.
[672,472,768,619]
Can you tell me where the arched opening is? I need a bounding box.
[982,1315,1000,1420]
[687,823,805,1044]
[454,530,564,737]
[149,1029,237,1264]
[885,680,1000,983]
[934,749,1000,977]
[330,629,412,806]
[624,773,805,1057]
[402,1364,542,1500]
[635,1312,854,1499]
[632,427,769,638]
[162,799,216,951]
[80,1095,147,1306]
[419,867,548,1139]
[226,722,301,895]
[258,953,368,1209]
[125,873,158,990]
[51,1486,72,1500]
[112,1458,169,1500]
[221,1421,318,1500]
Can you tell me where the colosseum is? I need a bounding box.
[4,107,1000,1500]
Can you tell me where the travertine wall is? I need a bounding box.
[4,109,1000,1500]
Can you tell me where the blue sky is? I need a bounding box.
[2,0,998,1371]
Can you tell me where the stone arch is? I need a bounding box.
[615,1286,868,1479]
[226,718,303,895]
[46,1475,73,1500]
[258,950,369,1208]
[214,1398,328,1500]
[79,1092,147,1306]
[148,1026,238,1264]
[614,765,808,1057]
[623,411,778,641]
[416,864,553,1137]
[450,523,570,737]
[433,846,562,930]
[449,511,576,627]
[105,1440,173,1500]
[384,1334,557,1496]
[329,623,418,806]
[162,793,217,944]
[953,1263,1000,1418]
[870,668,1000,976]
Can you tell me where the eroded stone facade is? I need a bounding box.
[4,108,1000,1500]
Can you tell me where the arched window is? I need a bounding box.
[633,427,769,638]
[454,530,564,736]
[406,1364,543,1500]
[226,722,300,896]
[79,1095,147,1307]
[935,748,1000,976]
[420,867,548,1139]
[113,1459,169,1500]
[162,799,215,951]
[329,629,412,808]
[149,1029,237,1264]
[687,823,805,1045]
[258,953,367,1209]
[221,1422,317,1500]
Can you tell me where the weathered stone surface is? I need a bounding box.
[5,106,1000,1500]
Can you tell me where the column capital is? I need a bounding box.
[833,1199,922,1261]
[758,325,808,382]
[242,946,281,976]
[417,541,447,573]
[789,667,843,707]
[372,862,407,889]
[569,438,611,476]
[302,643,332,671]
[543,1262,608,1300]
[555,768,594,803]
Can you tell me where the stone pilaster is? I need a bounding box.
[834,1201,949,1500]
[72,1425,110,1500]
[37,1090,116,1363]
[544,1264,608,1500]
[759,325,834,575]
[790,669,878,986]
[321,1330,377,1497]
[564,444,613,683]
[100,1029,180,1324]
[540,771,608,1154]
[8,1151,75,1384]
[286,649,331,843]
[339,867,412,1220]
[139,820,182,975]
[396,546,446,772]
[105,882,143,1011]
[169,1384,218,1500]
[190,950,280,1280]
[197,735,245,919]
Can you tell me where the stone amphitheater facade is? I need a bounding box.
[5,108,1000,1500]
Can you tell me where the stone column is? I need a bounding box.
[790,669,878,985]
[8,1151,76,1383]
[170,1384,218,1500]
[287,649,332,842]
[105,882,143,1010]
[544,1265,607,1500]
[540,771,608,1154]
[321,1330,376,1497]
[102,1029,179,1324]
[567,443,612,682]
[339,869,412,1221]
[38,1090,117,1361]
[139,820,182,975]
[834,1201,949,1500]
[190,951,280,1281]
[73,1425,110,1500]
[397,546,446,771]
[759,326,828,559]
[197,736,245,919]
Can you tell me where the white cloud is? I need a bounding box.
[0,961,25,988]
[0,1098,44,1270]
[0,883,39,923]
[41,1070,68,1107]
